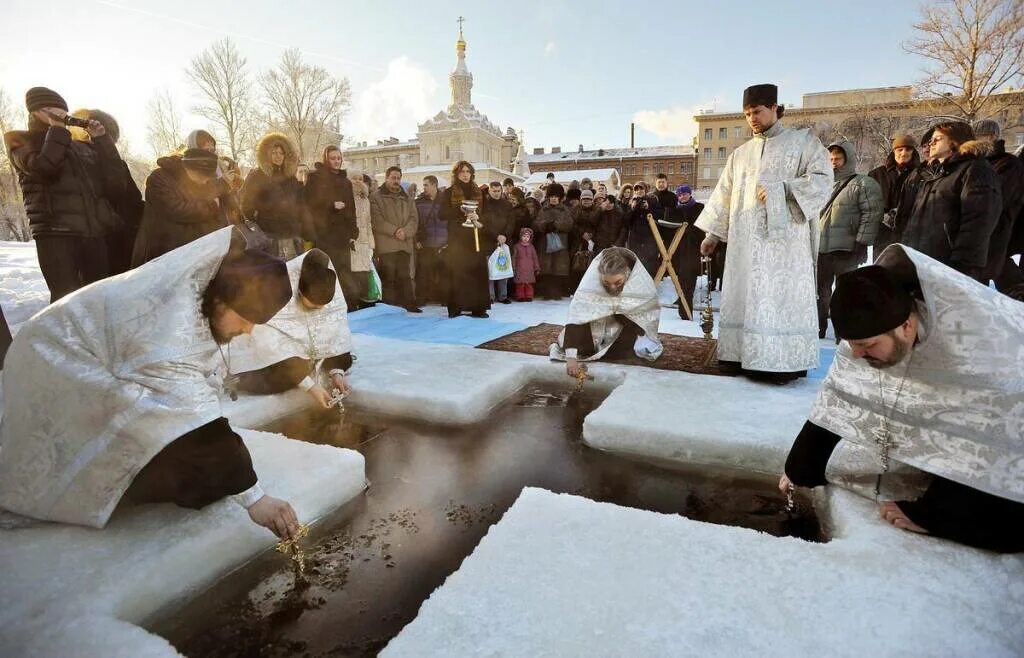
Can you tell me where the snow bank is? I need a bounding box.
[383,487,1024,657]
[0,430,367,657]
[0,240,47,335]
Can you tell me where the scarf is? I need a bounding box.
[450,180,482,207]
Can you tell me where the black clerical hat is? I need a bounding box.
[213,249,292,324]
[830,266,914,340]
[743,84,778,108]
[298,248,337,306]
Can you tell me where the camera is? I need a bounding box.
[62,115,91,129]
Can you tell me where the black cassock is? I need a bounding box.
[439,186,492,315]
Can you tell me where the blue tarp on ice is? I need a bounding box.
[348,304,528,346]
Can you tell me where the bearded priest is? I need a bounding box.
[550,246,663,378]
[0,227,303,539]
[780,246,1024,552]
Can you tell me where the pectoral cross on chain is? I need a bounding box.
[871,422,897,472]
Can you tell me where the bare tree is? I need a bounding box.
[146,88,184,158]
[905,0,1024,120]
[187,38,258,165]
[0,86,30,241]
[260,49,351,160]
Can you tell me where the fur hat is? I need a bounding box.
[545,183,565,199]
[181,148,218,175]
[256,132,299,177]
[891,134,917,150]
[566,187,582,202]
[25,87,67,113]
[742,83,777,108]
[971,119,1001,139]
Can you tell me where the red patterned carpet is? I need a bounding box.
[477,323,732,376]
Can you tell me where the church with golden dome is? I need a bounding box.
[344,18,526,187]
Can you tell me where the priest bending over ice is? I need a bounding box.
[234,248,354,407]
[550,246,663,377]
[780,245,1024,552]
[0,227,303,539]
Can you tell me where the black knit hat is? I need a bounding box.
[212,249,292,324]
[181,148,219,175]
[742,84,777,108]
[830,266,914,340]
[25,87,68,113]
[298,248,337,306]
[545,182,565,199]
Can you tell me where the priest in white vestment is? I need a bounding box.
[550,246,662,377]
[697,83,833,383]
[233,248,354,407]
[780,245,1024,552]
[0,227,303,539]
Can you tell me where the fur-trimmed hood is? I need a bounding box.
[255,132,299,177]
[958,139,994,158]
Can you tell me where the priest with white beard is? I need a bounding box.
[233,248,354,407]
[780,246,1024,552]
[697,83,833,384]
[550,246,663,377]
[0,227,303,539]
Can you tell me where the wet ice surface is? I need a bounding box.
[155,386,819,658]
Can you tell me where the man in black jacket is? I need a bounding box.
[868,134,920,255]
[901,122,1002,281]
[4,87,124,301]
[973,119,1024,299]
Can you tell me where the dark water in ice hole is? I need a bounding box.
[152,385,822,658]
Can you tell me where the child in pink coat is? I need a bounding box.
[512,227,541,301]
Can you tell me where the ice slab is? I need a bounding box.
[0,429,367,657]
[583,369,820,474]
[383,487,1024,657]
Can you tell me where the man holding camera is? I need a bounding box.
[3,87,124,302]
[867,135,920,256]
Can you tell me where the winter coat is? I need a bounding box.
[481,195,515,245]
[241,133,306,238]
[370,184,417,254]
[818,141,884,254]
[4,126,123,238]
[983,140,1024,278]
[571,204,602,250]
[902,140,1003,279]
[304,162,357,247]
[512,241,540,284]
[592,205,627,251]
[415,192,446,248]
[131,155,231,266]
[671,200,706,260]
[532,203,574,277]
[625,194,663,272]
[350,179,375,272]
[510,201,535,243]
[868,149,921,252]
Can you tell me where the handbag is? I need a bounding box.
[487,245,514,280]
[545,232,565,254]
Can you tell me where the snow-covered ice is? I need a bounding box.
[383,487,1024,657]
[0,240,48,335]
[0,430,366,657]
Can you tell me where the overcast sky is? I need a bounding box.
[1,0,927,158]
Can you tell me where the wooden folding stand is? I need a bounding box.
[646,213,692,320]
